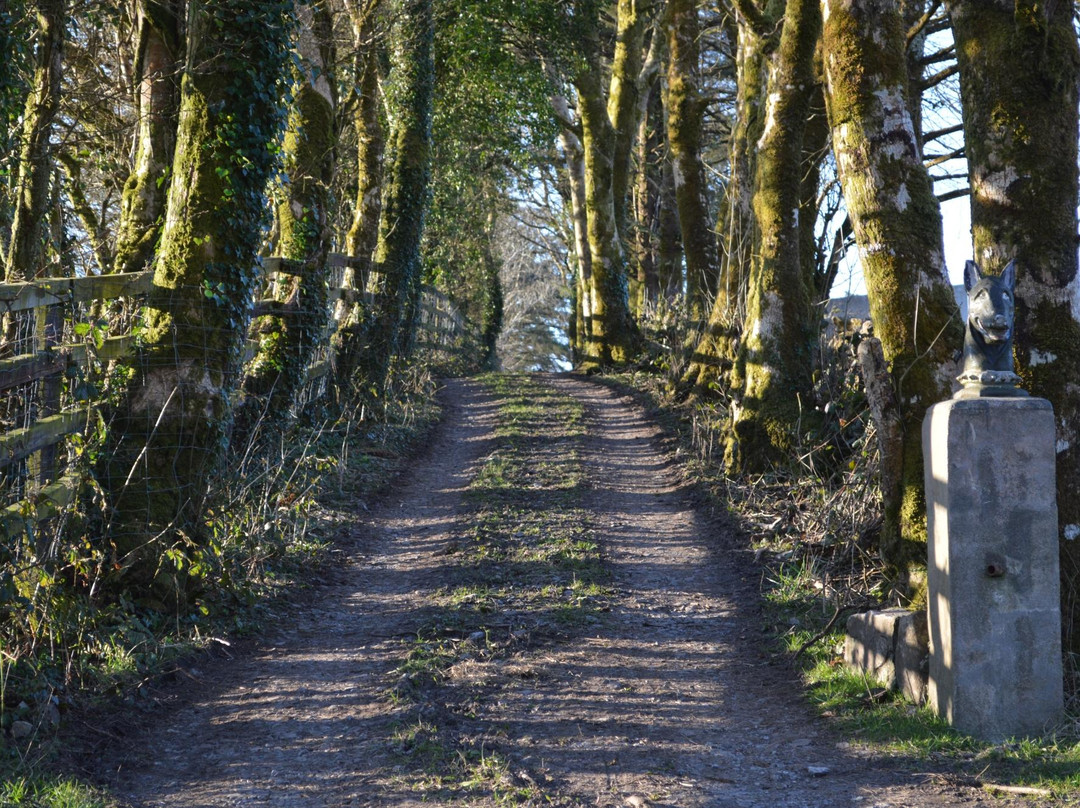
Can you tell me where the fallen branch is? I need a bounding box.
[981,783,1053,798]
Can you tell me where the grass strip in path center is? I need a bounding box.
[385,373,610,805]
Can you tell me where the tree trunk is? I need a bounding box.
[683,11,766,392]
[106,0,292,596]
[609,0,650,240]
[552,91,592,362]
[333,0,384,405]
[630,83,662,314]
[665,0,720,324]
[945,0,1080,651]
[574,9,644,366]
[480,212,502,368]
[113,0,181,275]
[240,0,335,432]
[822,0,961,581]
[724,0,820,472]
[4,0,63,283]
[656,151,683,300]
[367,0,433,378]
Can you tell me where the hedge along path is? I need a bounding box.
[96,375,1030,807]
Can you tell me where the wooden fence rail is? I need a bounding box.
[0,254,473,538]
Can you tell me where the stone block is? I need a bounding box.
[923,397,1063,741]
[844,608,928,704]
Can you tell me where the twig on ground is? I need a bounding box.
[793,600,878,660]
[981,783,1053,798]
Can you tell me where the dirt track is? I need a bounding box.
[86,375,1043,807]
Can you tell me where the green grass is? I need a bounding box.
[762,560,1080,797]
[0,776,114,808]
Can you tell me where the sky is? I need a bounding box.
[829,195,973,300]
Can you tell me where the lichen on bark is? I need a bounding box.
[822,0,961,583]
[724,0,821,473]
[946,0,1080,651]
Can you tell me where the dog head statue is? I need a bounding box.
[955,260,1026,398]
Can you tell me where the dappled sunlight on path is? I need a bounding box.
[90,375,1034,808]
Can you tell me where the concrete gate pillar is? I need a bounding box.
[922,397,1063,740]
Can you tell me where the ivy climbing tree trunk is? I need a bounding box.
[665,0,720,324]
[945,0,1080,651]
[366,0,433,383]
[4,0,63,283]
[724,0,820,473]
[333,0,384,404]
[113,0,181,275]
[240,0,335,432]
[822,0,961,583]
[106,0,291,597]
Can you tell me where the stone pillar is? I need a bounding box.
[923,397,1063,741]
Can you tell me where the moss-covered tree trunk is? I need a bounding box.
[609,0,650,240]
[574,7,644,366]
[724,0,820,472]
[945,0,1080,650]
[665,0,720,324]
[333,1,384,404]
[240,0,335,430]
[552,90,592,362]
[366,0,433,378]
[822,0,961,579]
[4,0,63,283]
[683,10,767,392]
[113,0,180,275]
[630,83,662,314]
[106,0,291,595]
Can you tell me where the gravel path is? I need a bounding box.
[85,375,1042,807]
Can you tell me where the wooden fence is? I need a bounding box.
[0,253,473,536]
